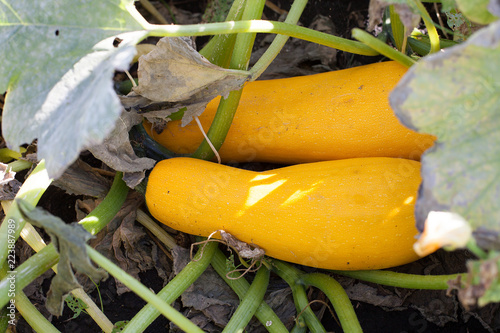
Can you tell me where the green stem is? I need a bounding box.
[352,28,416,68]
[15,290,60,333]
[190,89,243,160]
[466,239,488,260]
[0,147,23,163]
[0,171,128,309]
[0,245,59,309]
[211,250,289,333]
[271,260,326,333]
[0,262,11,331]
[290,324,308,333]
[199,0,247,67]
[412,0,440,53]
[7,159,33,172]
[146,20,377,56]
[250,0,308,80]
[331,270,465,290]
[122,242,218,333]
[0,160,52,265]
[300,273,362,333]
[222,264,270,333]
[191,0,266,161]
[78,172,129,235]
[86,246,204,333]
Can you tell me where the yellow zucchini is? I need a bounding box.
[146,157,423,270]
[145,61,435,163]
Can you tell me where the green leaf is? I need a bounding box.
[65,295,89,319]
[456,0,498,24]
[17,199,108,316]
[0,0,147,178]
[390,21,500,233]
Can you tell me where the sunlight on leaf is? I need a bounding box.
[390,21,500,233]
[0,0,148,178]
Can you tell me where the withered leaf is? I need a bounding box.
[0,162,21,200]
[126,37,249,127]
[52,159,111,198]
[17,199,108,316]
[88,110,155,187]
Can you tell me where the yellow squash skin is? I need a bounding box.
[146,157,423,270]
[145,61,435,163]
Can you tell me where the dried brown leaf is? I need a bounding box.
[368,0,420,33]
[88,110,155,187]
[125,37,249,127]
[52,159,111,198]
[0,162,21,200]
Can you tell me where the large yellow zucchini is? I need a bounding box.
[145,61,435,163]
[146,157,423,270]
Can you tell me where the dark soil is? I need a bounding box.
[9,1,499,333]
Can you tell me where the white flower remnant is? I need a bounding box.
[413,211,473,257]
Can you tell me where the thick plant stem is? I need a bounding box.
[271,260,326,333]
[0,147,23,162]
[301,273,362,333]
[412,0,440,53]
[0,160,52,265]
[78,172,129,235]
[211,250,289,332]
[222,264,270,333]
[192,0,266,161]
[15,291,60,333]
[0,261,59,332]
[250,0,308,80]
[0,171,128,327]
[122,242,218,333]
[199,0,247,67]
[331,270,464,290]
[7,159,32,172]
[191,89,243,160]
[352,28,416,68]
[0,245,59,309]
[86,246,204,333]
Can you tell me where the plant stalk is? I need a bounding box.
[331,270,464,290]
[222,264,270,333]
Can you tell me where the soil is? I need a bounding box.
[7,1,500,332]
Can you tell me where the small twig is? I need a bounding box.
[144,228,174,261]
[195,116,221,164]
[296,299,338,328]
[190,230,265,281]
[190,230,222,262]
[433,2,449,39]
[124,70,137,88]
[226,259,263,280]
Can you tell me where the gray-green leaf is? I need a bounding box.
[0,1,147,178]
[390,21,500,233]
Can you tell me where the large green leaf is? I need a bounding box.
[0,0,147,178]
[390,21,500,233]
[456,0,499,24]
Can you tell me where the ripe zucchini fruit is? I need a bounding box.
[144,61,435,163]
[145,157,422,270]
